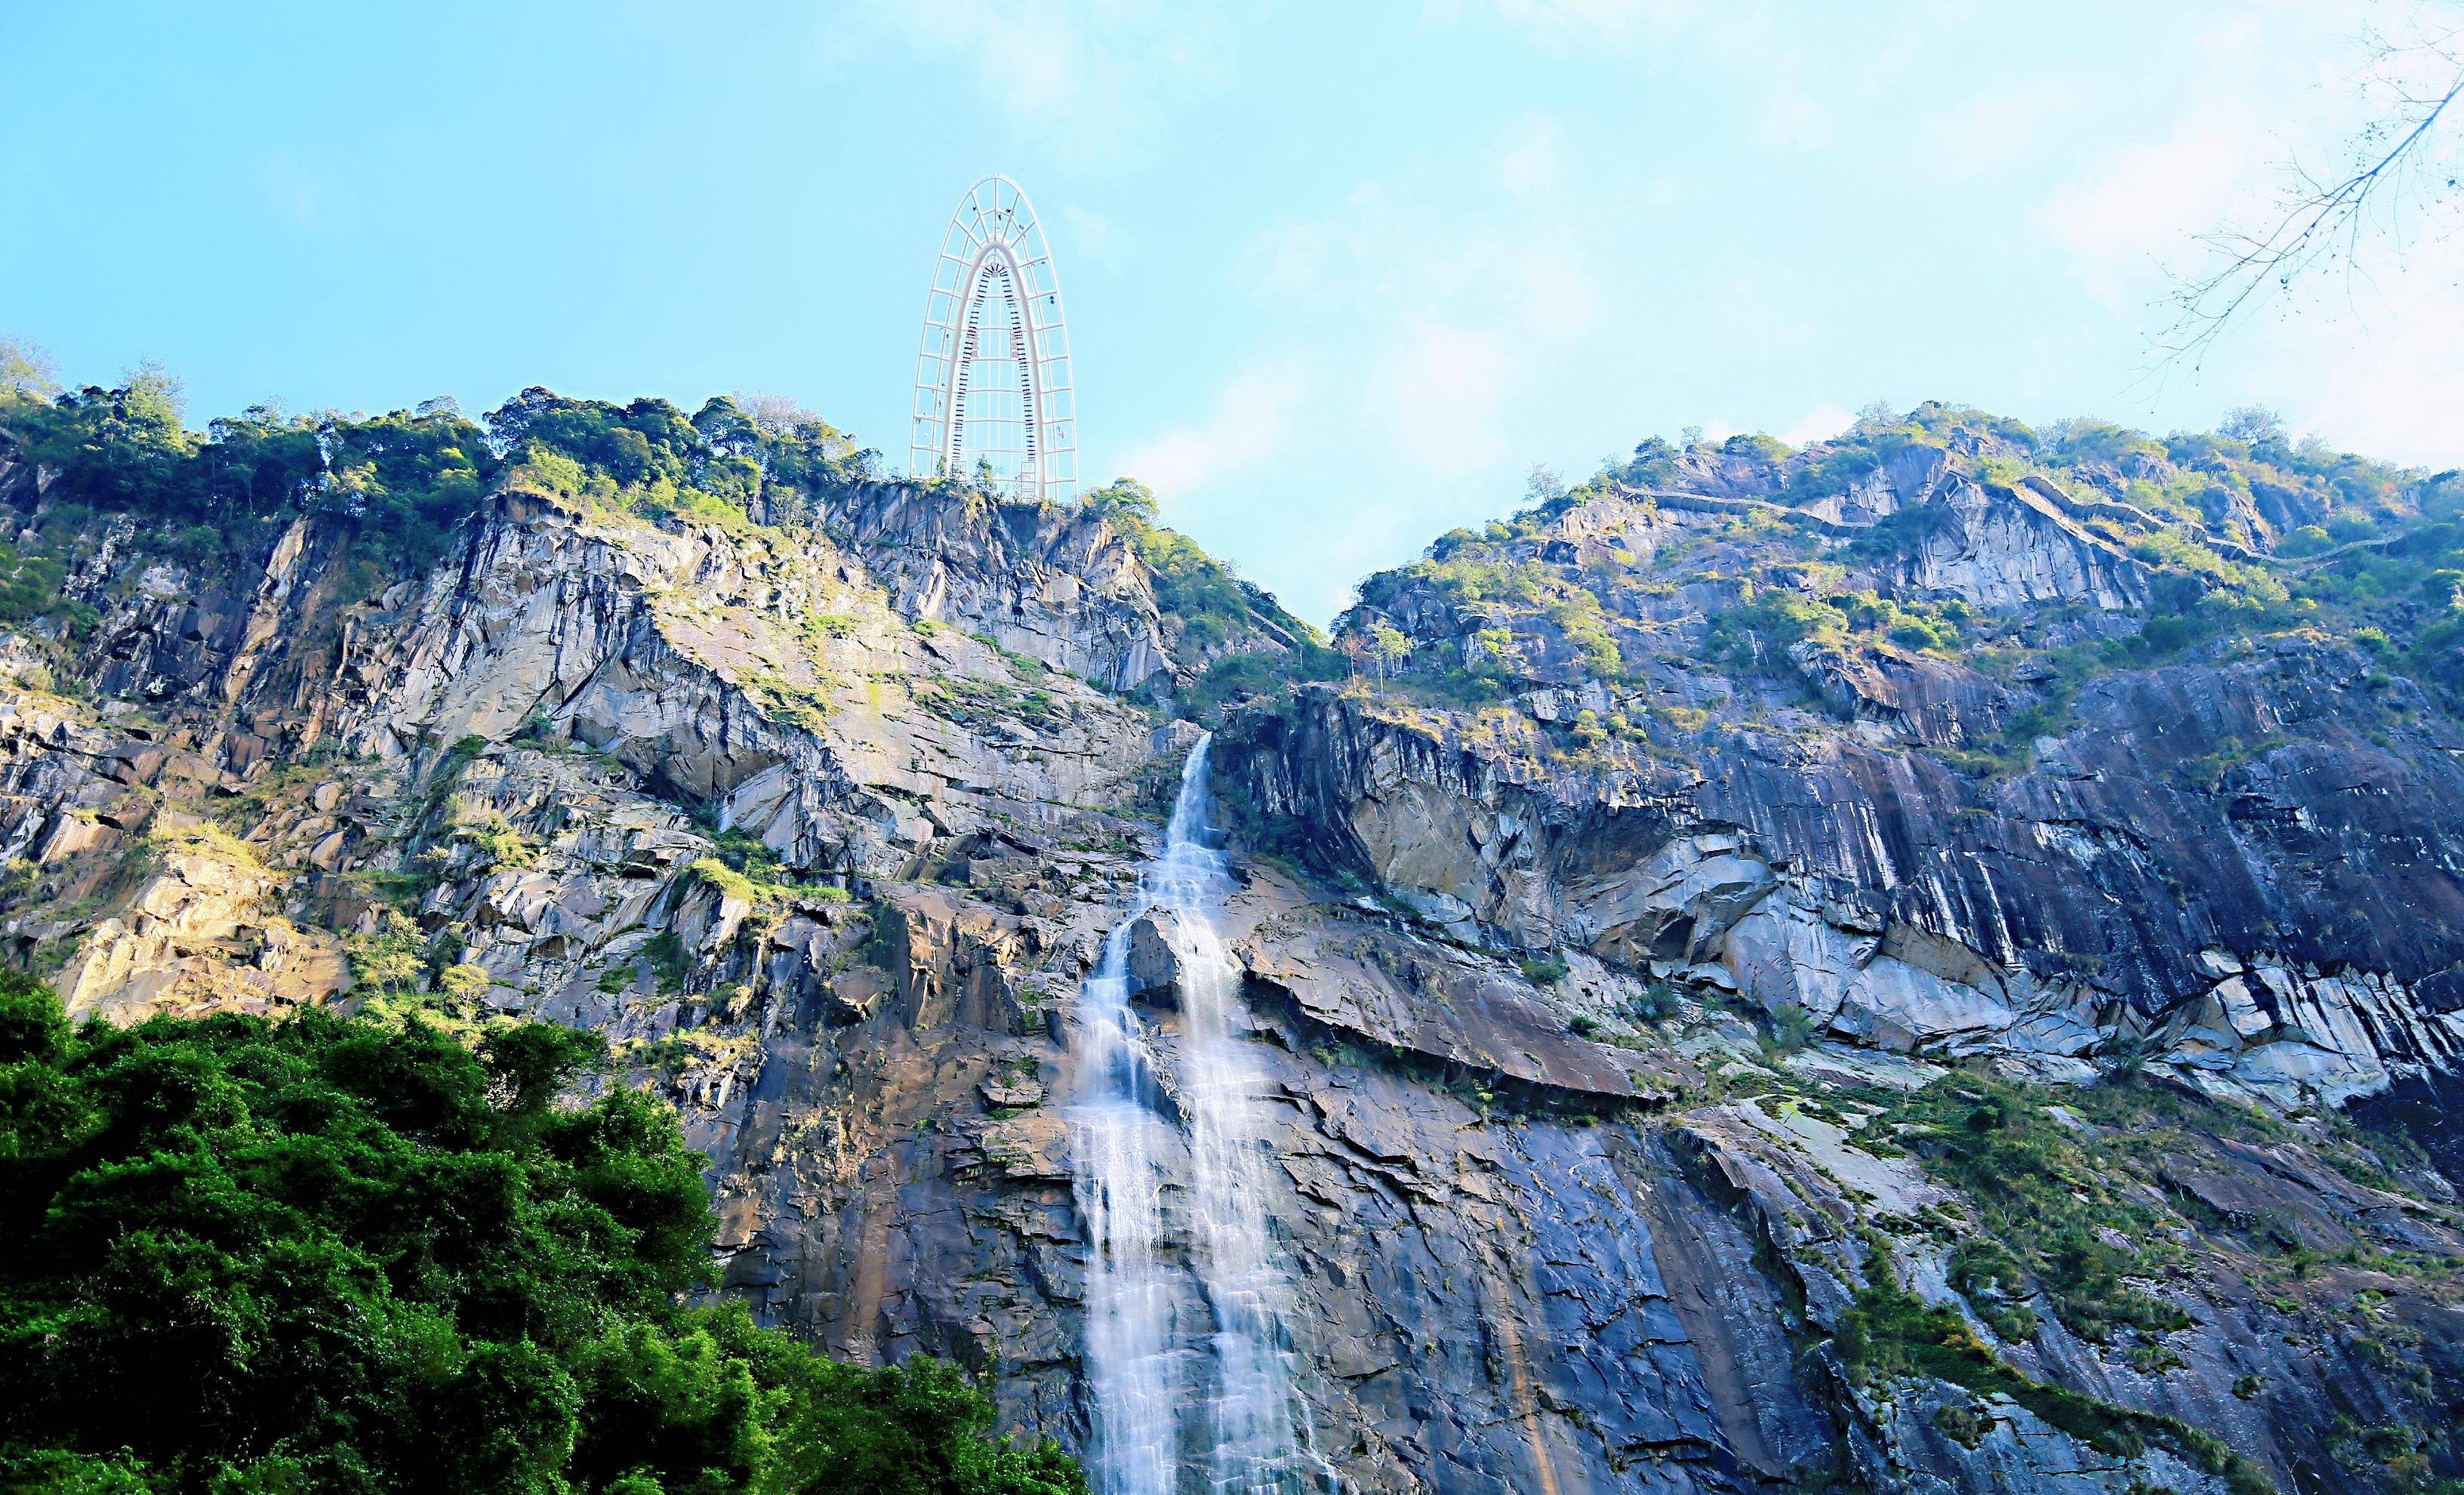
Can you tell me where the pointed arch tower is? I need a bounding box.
[910,175,1077,502]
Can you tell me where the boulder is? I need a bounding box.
[1124,911,1178,1005]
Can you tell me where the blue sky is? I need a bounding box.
[5,1,2458,623]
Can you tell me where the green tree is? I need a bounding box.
[1369,625,1411,680]
[0,337,59,403]
[0,971,1082,1495]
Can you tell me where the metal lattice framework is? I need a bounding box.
[910,175,1076,501]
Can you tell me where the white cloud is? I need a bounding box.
[1498,116,1565,199]
[1779,402,1855,447]
[1375,324,1514,473]
[2031,1,2386,313]
[2255,243,2464,470]
[1438,2,1946,156]
[1751,51,1837,152]
[1702,264,1813,354]
[1114,361,1307,496]
[1164,115,1652,615]
[1431,0,1705,51]
[1059,205,1130,272]
[2023,0,2464,470]
[257,153,338,230]
[1304,493,1429,625]
[1916,83,2072,180]
[836,0,1246,167]
[1225,116,1611,474]
[2036,110,2269,306]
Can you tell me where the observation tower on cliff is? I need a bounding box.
[909,175,1077,503]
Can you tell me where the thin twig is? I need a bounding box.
[2158,24,2464,370]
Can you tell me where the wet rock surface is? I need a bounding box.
[1212,640,2464,1111]
[6,412,2464,1493]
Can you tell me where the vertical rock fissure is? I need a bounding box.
[1069,735,1321,1494]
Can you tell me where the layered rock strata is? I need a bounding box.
[2,408,2459,1493]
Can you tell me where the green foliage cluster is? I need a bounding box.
[2097,536,2302,665]
[2062,425,2464,703]
[0,973,1078,1494]
[1835,1281,2270,1495]
[1736,400,2027,507]
[1763,1002,1816,1053]
[1874,1075,2191,1344]
[1902,402,2040,452]
[641,931,693,995]
[684,849,845,913]
[1544,593,1622,677]
[1394,553,1555,609]
[1376,550,1625,683]
[1603,436,1684,491]
[1833,589,1968,653]
[456,807,541,871]
[704,828,830,895]
[1369,661,1514,712]
[0,373,872,589]
[1082,479,1329,674]
[2287,501,2464,712]
[688,855,761,905]
[0,338,59,403]
[0,538,82,634]
[1720,433,1793,464]
[343,907,434,1002]
[1841,501,1953,563]
[490,387,864,529]
[1784,440,1895,501]
[1180,648,1348,719]
[1945,1239,2040,1342]
[2164,423,2416,527]
[2,376,494,577]
[1701,588,1845,671]
[913,674,1069,734]
[2047,418,2170,471]
[1083,480,1240,646]
[1258,399,2464,793]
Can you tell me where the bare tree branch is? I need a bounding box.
[2160,20,2464,368]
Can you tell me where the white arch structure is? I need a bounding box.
[910,175,1076,502]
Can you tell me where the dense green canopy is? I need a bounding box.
[0,378,869,581]
[0,973,1082,1495]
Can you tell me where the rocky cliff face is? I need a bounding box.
[2,393,2461,1494]
[813,479,1177,694]
[1212,643,2464,1111]
[1209,407,2464,1491]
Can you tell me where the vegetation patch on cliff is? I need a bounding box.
[1837,1279,2272,1495]
[1081,479,1339,686]
[1330,401,2464,772]
[0,973,1082,1494]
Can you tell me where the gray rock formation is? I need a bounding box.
[4,398,2461,1493]
[1212,640,2464,1116]
[816,479,1176,693]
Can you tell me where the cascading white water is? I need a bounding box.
[1068,735,1318,1495]
[1070,909,1179,1495]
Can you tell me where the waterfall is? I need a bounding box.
[1068,735,1319,1495]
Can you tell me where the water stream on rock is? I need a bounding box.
[1069,735,1319,1495]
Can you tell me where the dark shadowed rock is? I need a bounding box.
[1123,911,1178,1005]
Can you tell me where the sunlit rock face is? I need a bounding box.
[8,398,2464,1495]
[1212,643,2464,1112]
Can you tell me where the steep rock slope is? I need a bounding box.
[1,386,2459,1493]
[1212,407,2464,1492]
[1229,410,2464,1113]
